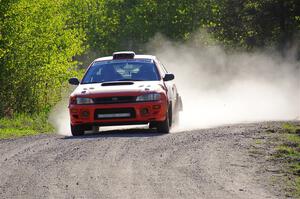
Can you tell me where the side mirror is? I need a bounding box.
[69,77,80,85]
[163,73,175,81]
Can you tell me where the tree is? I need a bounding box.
[0,0,84,115]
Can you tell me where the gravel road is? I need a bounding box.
[0,122,288,199]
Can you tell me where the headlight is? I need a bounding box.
[136,93,161,102]
[76,97,94,104]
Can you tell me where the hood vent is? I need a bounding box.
[101,82,134,86]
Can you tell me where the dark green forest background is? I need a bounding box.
[0,0,299,117]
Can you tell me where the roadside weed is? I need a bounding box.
[272,123,300,197]
[0,113,53,139]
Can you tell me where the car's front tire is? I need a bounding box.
[157,107,172,133]
[149,122,157,129]
[71,124,85,136]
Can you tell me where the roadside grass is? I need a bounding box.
[0,113,54,139]
[273,123,300,197]
[282,123,299,134]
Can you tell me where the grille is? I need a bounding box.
[94,108,136,120]
[93,96,136,104]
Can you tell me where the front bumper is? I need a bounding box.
[69,100,167,126]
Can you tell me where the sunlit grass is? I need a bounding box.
[0,113,53,139]
[282,123,299,134]
[273,123,300,197]
[295,177,300,196]
[276,145,299,158]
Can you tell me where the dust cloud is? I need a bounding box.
[49,99,71,136]
[147,34,300,131]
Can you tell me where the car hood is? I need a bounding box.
[71,81,165,97]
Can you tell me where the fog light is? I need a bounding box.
[140,108,149,115]
[81,111,90,118]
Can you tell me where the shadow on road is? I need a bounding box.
[63,128,165,140]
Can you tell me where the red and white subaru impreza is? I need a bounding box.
[68,51,182,136]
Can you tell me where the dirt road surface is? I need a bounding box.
[0,122,289,199]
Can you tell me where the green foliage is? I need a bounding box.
[0,113,53,139]
[0,0,84,115]
[68,0,299,54]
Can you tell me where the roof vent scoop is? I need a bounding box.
[113,51,135,60]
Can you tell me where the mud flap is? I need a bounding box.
[177,95,183,111]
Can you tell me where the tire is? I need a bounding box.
[149,122,157,129]
[71,124,85,136]
[92,126,99,133]
[157,107,171,133]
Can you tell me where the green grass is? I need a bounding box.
[295,177,300,196]
[276,145,300,158]
[273,123,300,197]
[286,134,300,146]
[282,123,299,134]
[0,113,54,139]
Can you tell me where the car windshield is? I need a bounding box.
[82,59,160,84]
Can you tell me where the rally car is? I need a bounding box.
[68,51,182,136]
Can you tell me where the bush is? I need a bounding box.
[0,0,85,115]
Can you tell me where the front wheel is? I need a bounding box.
[157,108,171,133]
[149,122,157,129]
[71,124,85,136]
